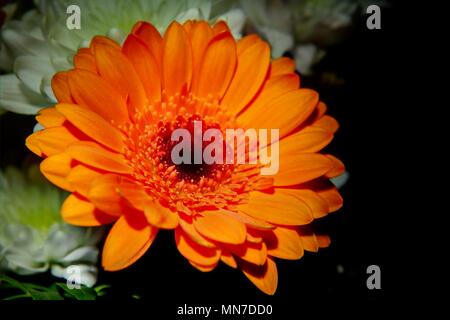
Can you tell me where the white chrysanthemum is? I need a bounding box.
[0,0,245,114]
[240,0,370,75]
[0,166,104,287]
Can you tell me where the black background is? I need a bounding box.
[0,1,406,317]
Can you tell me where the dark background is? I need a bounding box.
[0,1,404,316]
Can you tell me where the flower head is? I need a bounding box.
[0,0,244,114]
[26,20,344,294]
[0,166,103,287]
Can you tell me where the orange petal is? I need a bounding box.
[114,180,150,210]
[182,20,193,33]
[278,127,333,154]
[316,101,327,118]
[264,227,304,260]
[88,174,127,216]
[73,48,97,73]
[102,213,158,271]
[316,234,331,248]
[212,21,231,35]
[52,72,74,103]
[246,231,263,244]
[222,40,270,116]
[230,241,267,266]
[193,210,246,245]
[66,165,103,197]
[270,57,296,77]
[238,89,318,138]
[144,200,179,229]
[178,218,216,248]
[61,193,116,226]
[175,227,220,266]
[68,69,129,125]
[324,154,345,178]
[313,115,339,133]
[297,227,319,252]
[116,180,178,228]
[25,131,42,156]
[40,152,73,191]
[236,35,261,55]
[162,22,193,96]
[26,125,78,157]
[317,187,343,213]
[123,34,161,102]
[65,141,131,174]
[241,257,278,295]
[36,108,65,128]
[55,103,124,153]
[220,250,237,268]
[262,73,300,98]
[280,188,329,219]
[93,40,147,112]
[274,153,334,186]
[238,190,313,226]
[193,31,237,100]
[237,74,300,139]
[188,260,218,272]
[89,35,121,51]
[132,21,163,67]
[184,21,213,86]
[222,210,275,230]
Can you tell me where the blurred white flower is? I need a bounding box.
[0,0,245,114]
[240,0,293,58]
[331,171,349,189]
[0,166,104,287]
[241,0,373,75]
[294,44,325,76]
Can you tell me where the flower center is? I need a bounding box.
[120,93,272,211]
[156,114,232,183]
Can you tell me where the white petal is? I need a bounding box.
[175,8,202,23]
[0,42,14,71]
[14,55,56,94]
[156,0,185,27]
[44,226,81,260]
[239,0,266,24]
[198,1,212,19]
[14,10,44,39]
[215,8,246,39]
[294,44,325,76]
[4,251,49,275]
[260,27,293,57]
[33,123,45,132]
[41,74,57,102]
[0,74,49,114]
[51,264,98,288]
[331,171,350,189]
[107,28,126,45]
[61,246,99,264]
[1,26,49,58]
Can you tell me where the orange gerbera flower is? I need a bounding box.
[26,20,344,295]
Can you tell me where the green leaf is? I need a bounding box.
[55,283,97,300]
[0,274,64,300]
[3,294,30,300]
[0,274,110,300]
[0,274,27,292]
[28,288,64,300]
[94,284,111,297]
